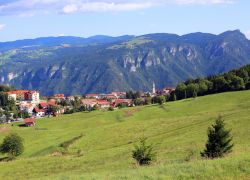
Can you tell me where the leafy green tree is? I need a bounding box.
[236,68,249,83]
[246,82,250,90]
[132,138,156,165]
[157,96,166,105]
[144,97,152,105]
[152,96,166,105]
[201,116,233,159]
[117,103,127,109]
[212,76,229,93]
[92,105,98,111]
[134,98,144,106]
[4,111,12,121]
[0,92,17,113]
[0,85,13,92]
[0,133,24,158]
[229,75,245,90]
[197,80,209,96]
[172,93,177,101]
[17,111,29,119]
[193,90,197,98]
[0,92,9,107]
[108,107,114,111]
[186,83,199,98]
[126,91,141,99]
[175,83,187,99]
[78,105,86,112]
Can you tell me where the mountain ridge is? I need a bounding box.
[0,30,249,96]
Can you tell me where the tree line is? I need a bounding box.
[173,65,250,100]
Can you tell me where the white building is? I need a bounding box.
[7,90,40,103]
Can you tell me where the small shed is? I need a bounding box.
[24,118,36,127]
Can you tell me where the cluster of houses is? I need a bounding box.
[4,86,175,126]
[82,92,133,109]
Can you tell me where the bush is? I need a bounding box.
[132,137,156,165]
[64,108,75,114]
[117,103,127,109]
[108,107,114,111]
[201,116,233,159]
[0,133,24,158]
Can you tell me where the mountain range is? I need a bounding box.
[0,30,250,96]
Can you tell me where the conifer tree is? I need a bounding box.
[132,137,156,165]
[201,116,233,159]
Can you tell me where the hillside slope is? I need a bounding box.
[1,30,250,95]
[0,91,250,179]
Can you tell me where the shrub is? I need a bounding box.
[108,107,114,111]
[132,137,156,165]
[0,133,24,158]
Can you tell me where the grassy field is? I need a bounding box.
[0,90,250,179]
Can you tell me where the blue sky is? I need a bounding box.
[0,0,249,42]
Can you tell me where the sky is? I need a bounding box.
[0,0,249,42]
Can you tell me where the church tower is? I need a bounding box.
[152,82,156,94]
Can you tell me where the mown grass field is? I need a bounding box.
[0,90,250,179]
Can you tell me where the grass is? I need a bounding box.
[0,90,250,179]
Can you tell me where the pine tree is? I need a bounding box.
[132,137,156,165]
[201,116,233,159]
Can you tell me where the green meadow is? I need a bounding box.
[0,90,250,179]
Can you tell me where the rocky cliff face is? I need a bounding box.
[0,30,249,96]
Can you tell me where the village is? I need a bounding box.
[0,84,175,126]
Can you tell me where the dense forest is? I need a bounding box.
[173,64,250,100]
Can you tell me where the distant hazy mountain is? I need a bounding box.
[0,30,249,96]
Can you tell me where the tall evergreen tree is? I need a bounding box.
[201,116,233,159]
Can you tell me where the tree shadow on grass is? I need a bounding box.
[159,104,169,112]
[0,156,14,162]
[18,124,27,127]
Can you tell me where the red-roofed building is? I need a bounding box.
[53,94,65,100]
[66,96,75,101]
[97,100,110,108]
[33,107,45,117]
[81,99,97,109]
[24,118,36,127]
[85,94,100,99]
[105,94,118,99]
[39,102,56,109]
[111,92,126,99]
[157,87,176,95]
[19,102,36,114]
[113,99,133,107]
[7,90,40,103]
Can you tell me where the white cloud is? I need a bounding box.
[0,0,235,16]
[62,4,78,14]
[61,2,153,14]
[0,24,6,31]
[174,0,234,5]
